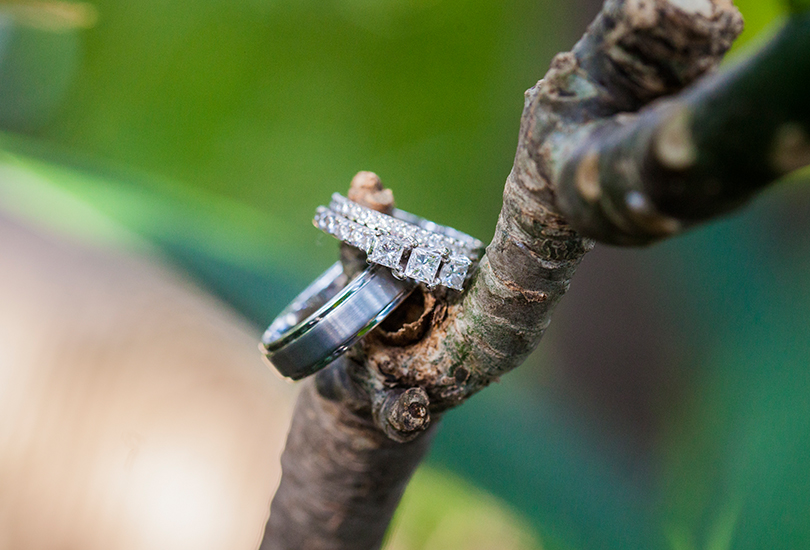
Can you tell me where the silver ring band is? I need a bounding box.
[313,194,484,290]
[261,262,415,380]
[330,193,483,256]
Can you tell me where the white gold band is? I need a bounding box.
[313,194,484,291]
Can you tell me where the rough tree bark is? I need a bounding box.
[261,2,810,549]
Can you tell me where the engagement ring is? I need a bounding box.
[261,192,483,381]
[314,193,484,291]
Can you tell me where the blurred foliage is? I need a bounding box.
[786,0,810,14]
[389,467,543,550]
[731,0,787,49]
[21,0,574,247]
[0,6,81,129]
[0,140,311,321]
[2,1,810,550]
[0,0,575,315]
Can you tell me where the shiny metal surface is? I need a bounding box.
[261,262,415,380]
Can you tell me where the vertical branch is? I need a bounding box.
[261,378,434,550]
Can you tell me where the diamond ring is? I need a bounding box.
[314,193,484,291]
[261,262,415,381]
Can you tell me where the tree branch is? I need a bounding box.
[357,0,743,416]
[557,11,810,244]
[261,2,810,549]
[262,374,434,550]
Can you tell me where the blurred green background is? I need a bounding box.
[2,0,810,549]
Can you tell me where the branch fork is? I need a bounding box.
[262,1,810,548]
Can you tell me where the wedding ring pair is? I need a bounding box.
[261,193,484,380]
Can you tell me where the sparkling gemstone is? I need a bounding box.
[326,214,339,235]
[366,212,382,229]
[404,248,442,284]
[349,228,372,252]
[337,219,353,240]
[368,236,406,269]
[376,215,392,232]
[397,223,418,240]
[314,212,330,232]
[348,204,363,220]
[415,230,431,246]
[438,256,472,291]
[427,233,445,250]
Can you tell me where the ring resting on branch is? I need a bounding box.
[261,1,810,549]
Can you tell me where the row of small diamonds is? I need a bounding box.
[329,194,482,258]
[313,207,471,290]
[313,207,375,253]
[329,194,461,253]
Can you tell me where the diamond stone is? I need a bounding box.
[404,248,442,284]
[348,204,363,220]
[368,236,405,270]
[334,200,347,216]
[365,212,382,230]
[336,219,353,240]
[438,256,472,291]
[415,230,431,246]
[375,215,392,232]
[314,211,330,232]
[349,228,372,252]
[427,233,445,250]
[326,214,339,235]
[394,221,417,239]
